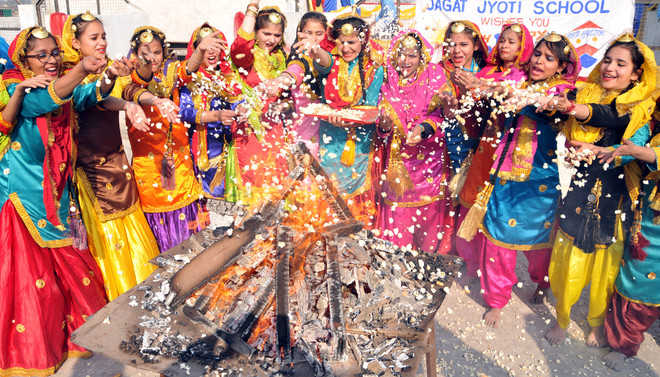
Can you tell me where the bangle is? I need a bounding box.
[246,4,258,14]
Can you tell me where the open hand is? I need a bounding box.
[16,74,54,92]
[125,101,150,132]
[406,125,423,146]
[154,97,180,124]
[197,30,227,56]
[107,57,133,78]
[81,54,108,75]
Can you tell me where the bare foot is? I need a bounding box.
[602,351,626,371]
[483,308,502,328]
[586,325,607,347]
[545,323,566,345]
[530,285,548,305]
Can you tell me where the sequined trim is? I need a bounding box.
[76,168,140,222]
[8,193,73,248]
[479,223,554,251]
[47,81,70,105]
[615,286,660,307]
[383,194,444,208]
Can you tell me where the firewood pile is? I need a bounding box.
[73,144,462,377]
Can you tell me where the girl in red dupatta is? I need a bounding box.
[0,26,126,376]
[230,1,291,206]
[454,23,534,278]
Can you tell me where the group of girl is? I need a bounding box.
[0,2,657,375]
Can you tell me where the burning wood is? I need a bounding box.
[72,143,463,377]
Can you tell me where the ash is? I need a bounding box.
[75,197,461,377]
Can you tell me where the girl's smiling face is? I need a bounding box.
[599,45,640,91]
[337,33,362,63]
[25,36,61,77]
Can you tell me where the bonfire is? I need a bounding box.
[73,143,462,377]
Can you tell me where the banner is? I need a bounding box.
[414,0,636,77]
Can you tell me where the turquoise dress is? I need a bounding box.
[616,155,660,306]
[0,81,105,246]
[316,57,384,195]
[481,106,561,249]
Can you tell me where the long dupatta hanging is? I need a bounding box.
[458,35,581,241]
[564,34,659,211]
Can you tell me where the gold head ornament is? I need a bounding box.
[617,33,635,43]
[510,24,522,34]
[341,23,355,36]
[30,27,49,39]
[199,26,214,39]
[450,22,466,34]
[543,32,563,43]
[268,12,282,24]
[81,10,96,21]
[140,29,154,44]
[402,35,418,49]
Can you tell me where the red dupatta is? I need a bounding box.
[2,28,74,229]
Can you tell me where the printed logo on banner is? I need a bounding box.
[414,0,634,77]
[566,21,612,72]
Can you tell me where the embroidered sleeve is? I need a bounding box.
[178,86,199,125]
[582,102,630,131]
[18,83,65,118]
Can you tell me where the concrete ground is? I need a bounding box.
[52,254,660,377]
[50,117,660,377]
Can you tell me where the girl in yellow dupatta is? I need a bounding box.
[60,12,160,301]
[544,33,658,347]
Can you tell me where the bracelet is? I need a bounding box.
[246,4,259,14]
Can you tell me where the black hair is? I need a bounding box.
[254,8,286,53]
[255,8,286,33]
[297,11,327,33]
[445,21,486,68]
[130,28,166,54]
[330,17,370,102]
[534,37,573,75]
[23,28,58,56]
[605,41,644,72]
[285,12,329,96]
[71,14,103,39]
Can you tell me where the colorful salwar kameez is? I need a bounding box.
[230,27,289,205]
[315,44,384,227]
[60,16,159,301]
[179,25,243,202]
[603,130,660,357]
[123,31,208,252]
[455,23,534,276]
[0,29,107,376]
[441,21,488,173]
[475,79,575,309]
[377,30,454,254]
[549,36,657,330]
